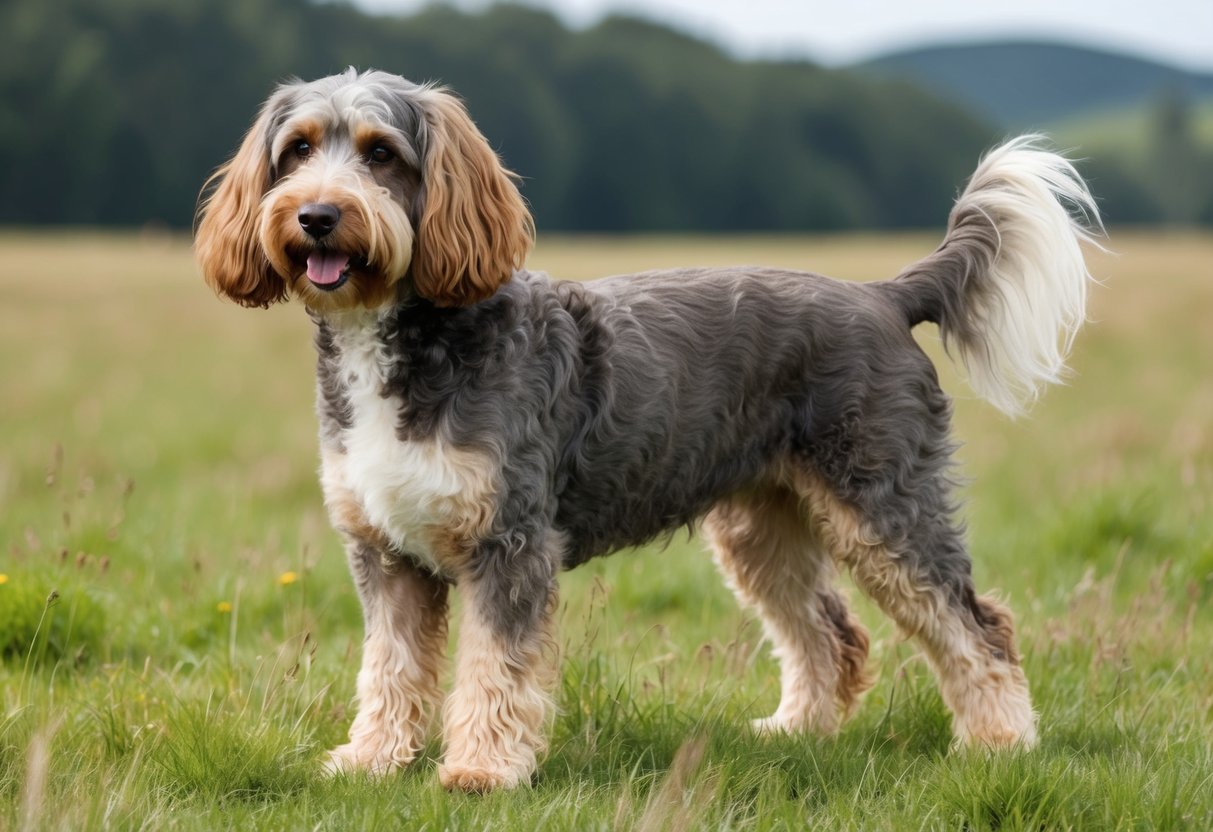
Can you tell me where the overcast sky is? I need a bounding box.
[349,0,1213,72]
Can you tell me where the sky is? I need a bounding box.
[348,0,1213,72]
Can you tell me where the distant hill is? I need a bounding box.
[855,41,1213,128]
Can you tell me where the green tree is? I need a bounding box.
[1147,88,1213,224]
[0,0,1007,230]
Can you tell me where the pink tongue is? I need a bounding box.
[306,251,350,285]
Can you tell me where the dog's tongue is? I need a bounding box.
[306,250,349,286]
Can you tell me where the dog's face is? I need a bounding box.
[195,70,534,312]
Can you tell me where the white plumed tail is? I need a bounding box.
[895,135,1104,417]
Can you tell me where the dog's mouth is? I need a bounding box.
[305,250,367,291]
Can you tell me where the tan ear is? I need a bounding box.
[194,98,287,308]
[412,91,534,307]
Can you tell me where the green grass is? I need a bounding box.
[2,230,1212,829]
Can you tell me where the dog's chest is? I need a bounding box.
[323,318,491,572]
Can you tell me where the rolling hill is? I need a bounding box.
[855,40,1213,128]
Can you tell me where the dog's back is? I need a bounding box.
[540,267,931,565]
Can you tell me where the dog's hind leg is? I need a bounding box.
[706,488,873,735]
[438,532,560,793]
[792,468,1037,749]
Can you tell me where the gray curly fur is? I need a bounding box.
[315,252,988,643]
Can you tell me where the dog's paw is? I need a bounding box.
[955,720,1039,751]
[750,715,791,736]
[321,741,413,777]
[437,762,526,793]
[950,681,1038,751]
[750,712,834,737]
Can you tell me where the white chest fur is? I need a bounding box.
[321,312,494,574]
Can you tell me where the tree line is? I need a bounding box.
[0,0,1198,230]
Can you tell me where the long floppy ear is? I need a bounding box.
[194,94,288,308]
[412,90,534,307]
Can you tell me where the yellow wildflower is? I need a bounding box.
[216,601,233,613]
[277,571,299,586]
[0,574,8,584]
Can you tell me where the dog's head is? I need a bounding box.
[195,69,533,312]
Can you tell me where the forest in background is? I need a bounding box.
[2,0,1210,230]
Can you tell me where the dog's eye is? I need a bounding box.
[368,145,394,164]
[293,140,312,159]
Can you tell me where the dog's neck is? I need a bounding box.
[312,305,394,337]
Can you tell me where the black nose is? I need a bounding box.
[298,203,341,238]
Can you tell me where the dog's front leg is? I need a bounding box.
[324,539,450,775]
[321,451,451,776]
[438,534,559,793]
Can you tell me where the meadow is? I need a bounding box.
[1,229,1211,830]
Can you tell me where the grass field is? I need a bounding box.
[2,230,1212,829]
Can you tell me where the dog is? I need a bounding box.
[195,68,1099,792]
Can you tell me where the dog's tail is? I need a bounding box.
[885,135,1103,416]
